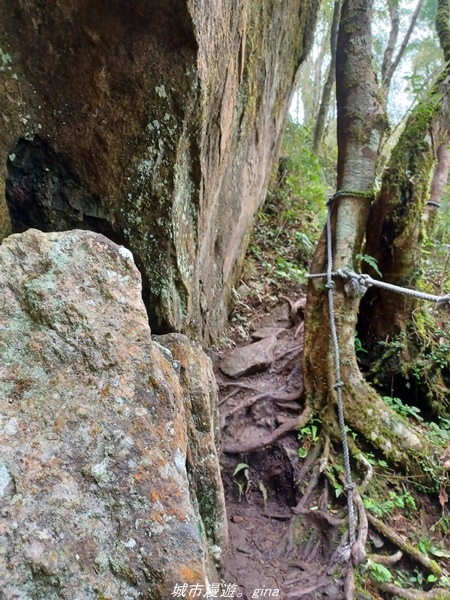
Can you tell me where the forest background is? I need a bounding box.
[227,1,450,596]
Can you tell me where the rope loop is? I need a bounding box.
[327,189,375,206]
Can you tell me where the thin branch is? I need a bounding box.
[383,0,425,92]
[377,581,450,599]
[313,0,341,151]
[381,0,400,85]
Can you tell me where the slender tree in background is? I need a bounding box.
[313,0,340,151]
[382,0,426,93]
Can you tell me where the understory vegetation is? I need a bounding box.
[230,7,450,587]
[233,118,450,598]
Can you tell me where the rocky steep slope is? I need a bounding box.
[0,0,317,343]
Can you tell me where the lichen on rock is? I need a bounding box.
[0,0,318,343]
[0,228,225,598]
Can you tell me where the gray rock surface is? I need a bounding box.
[220,336,277,379]
[0,229,226,598]
[0,0,318,342]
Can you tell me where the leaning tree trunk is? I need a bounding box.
[362,0,450,340]
[304,0,439,477]
[425,133,450,233]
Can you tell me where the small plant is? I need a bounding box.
[363,488,417,517]
[356,253,383,277]
[417,536,450,559]
[233,463,252,502]
[297,418,320,458]
[381,395,423,422]
[368,561,392,583]
[324,463,344,498]
[354,330,368,357]
[258,480,268,510]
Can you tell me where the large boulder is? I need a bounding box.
[0,229,226,598]
[0,0,317,342]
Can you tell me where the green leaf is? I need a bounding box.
[369,563,392,582]
[233,463,250,477]
[356,253,383,278]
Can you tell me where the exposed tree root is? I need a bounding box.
[367,550,403,565]
[376,581,450,599]
[274,344,303,360]
[367,513,442,577]
[222,405,313,454]
[221,388,303,423]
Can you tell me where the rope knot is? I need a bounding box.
[325,281,335,289]
[344,482,356,492]
[335,268,372,298]
[334,381,344,390]
[436,294,450,310]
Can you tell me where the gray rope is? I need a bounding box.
[308,268,450,309]
[325,203,357,548]
[327,189,375,205]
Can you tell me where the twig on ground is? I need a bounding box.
[222,405,313,454]
[318,435,330,473]
[351,489,368,566]
[221,389,303,421]
[296,440,322,489]
[261,511,292,520]
[344,567,354,600]
[274,344,303,360]
[219,387,241,406]
[285,575,328,599]
[293,465,321,513]
[274,515,296,559]
[348,438,373,494]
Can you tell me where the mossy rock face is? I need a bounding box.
[0,0,317,342]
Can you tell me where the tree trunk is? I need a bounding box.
[362,0,450,340]
[304,0,439,478]
[425,133,450,232]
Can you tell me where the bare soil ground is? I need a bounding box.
[211,292,450,600]
[211,295,351,599]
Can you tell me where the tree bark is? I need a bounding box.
[362,0,450,339]
[304,0,439,478]
[425,133,450,231]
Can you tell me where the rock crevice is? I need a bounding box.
[0,0,317,342]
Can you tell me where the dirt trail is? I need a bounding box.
[211,299,351,600]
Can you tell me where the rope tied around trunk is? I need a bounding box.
[309,268,450,308]
[324,197,357,550]
[309,189,450,562]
